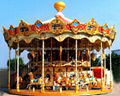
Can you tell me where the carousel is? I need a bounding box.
[3,2,116,96]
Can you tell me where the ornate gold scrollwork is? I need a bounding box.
[109,25,116,39]
[9,25,15,35]
[34,20,43,33]
[70,19,80,34]
[18,20,31,36]
[86,18,99,35]
[49,18,65,34]
[103,24,110,35]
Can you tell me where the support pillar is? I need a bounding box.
[15,49,17,72]
[109,47,113,89]
[8,48,11,90]
[100,41,104,91]
[75,40,78,93]
[41,40,45,92]
[16,43,20,92]
[104,50,107,86]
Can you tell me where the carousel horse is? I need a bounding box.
[53,72,59,90]
[65,76,72,89]
[82,73,102,89]
[92,78,102,88]
[27,72,42,90]
[71,75,76,86]
[53,72,59,83]
[78,73,86,89]
[38,77,43,84]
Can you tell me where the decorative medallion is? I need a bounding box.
[70,19,80,33]
[103,24,110,34]
[34,20,43,33]
[9,26,14,31]
[20,27,29,32]
[50,19,65,34]
[86,18,98,34]
[35,20,42,28]
[87,25,96,31]
[19,20,30,36]
[103,25,107,30]
[36,23,41,28]
[73,21,79,27]
[9,25,15,35]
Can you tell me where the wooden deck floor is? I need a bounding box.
[9,89,112,96]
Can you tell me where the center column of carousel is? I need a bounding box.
[41,40,45,92]
[75,39,78,93]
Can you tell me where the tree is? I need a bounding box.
[106,52,120,83]
[7,58,25,71]
[91,52,120,83]
[91,57,101,67]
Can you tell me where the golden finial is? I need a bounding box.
[54,2,66,12]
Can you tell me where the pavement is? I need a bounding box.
[0,83,120,96]
[0,91,18,96]
[103,83,120,96]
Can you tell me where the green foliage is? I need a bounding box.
[7,57,25,71]
[106,52,120,83]
[91,57,101,67]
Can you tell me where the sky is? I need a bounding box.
[0,0,120,68]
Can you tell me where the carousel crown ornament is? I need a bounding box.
[3,1,116,96]
[54,2,66,12]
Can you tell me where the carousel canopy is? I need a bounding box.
[3,2,116,50]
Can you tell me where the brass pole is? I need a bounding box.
[75,40,78,79]
[15,49,17,72]
[104,50,107,86]
[8,48,11,90]
[100,41,104,91]
[16,42,20,92]
[109,47,112,89]
[41,40,45,92]
[60,44,62,66]
[75,40,78,93]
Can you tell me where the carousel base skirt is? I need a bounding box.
[9,89,112,96]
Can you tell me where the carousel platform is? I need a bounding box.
[9,89,112,96]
